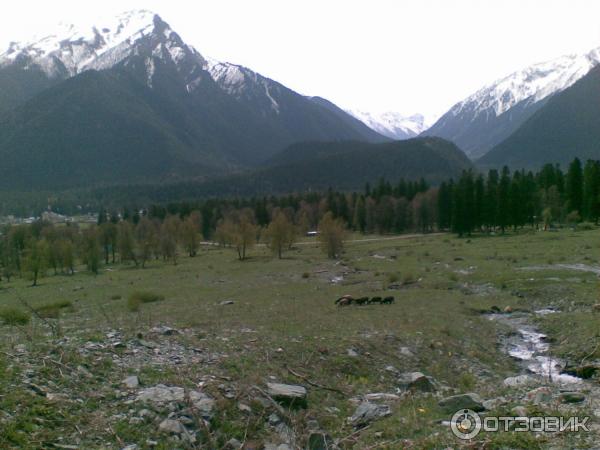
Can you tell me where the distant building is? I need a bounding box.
[42,211,68,224]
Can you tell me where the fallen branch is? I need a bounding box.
[338,425,371,443]
[285,365,347,395]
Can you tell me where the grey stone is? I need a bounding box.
[121,445,139,450]
[188,390,215,419]
[525,387,552,404]
[347,348,359,357]
[503,375,533,387]
[220,300,235,305]
[350,402,392,426]
[397,372,436,392]
[511,406,528,417]
[399,347,414,357]
[151,325,179,336]
[238,402,252,413]
[364,392,401,401]
[136,385,184,403]
[267,383,307,403]
[123,376,139,389]
[268,413,282,426]
[158,418,185,434]
[438,393,485,412]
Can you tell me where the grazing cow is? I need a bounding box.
[355,297,369,305]
[335,295,353,305]
[369,296,382,304]
[382,296,395,304]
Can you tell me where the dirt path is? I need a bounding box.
[202,232,446,248]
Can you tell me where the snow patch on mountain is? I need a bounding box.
[451,47,600,119]
[346,110,430,140]
[205,58,281,114]
[0,10,159,76]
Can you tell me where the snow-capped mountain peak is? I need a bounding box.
[0,10,186,77]
[346,109,430,140]
[452,46,600,118]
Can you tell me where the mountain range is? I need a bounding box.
[479,65,600,169]
[0,10,388,190]
[1,9,600,198]
[345,110,430,140]
[424,46,600,160]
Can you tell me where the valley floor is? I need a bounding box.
[1,229,600,449]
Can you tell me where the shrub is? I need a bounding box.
[577,222,595,231]
[127,291,165,312]
[34,300,73,319]
[301,272,310,279]
[110,294,122,300]
[402,272,417,285]
[0,308,31,326]
[387,273,400,284]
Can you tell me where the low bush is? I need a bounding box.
[35,300,73,319]
[127,291,165,312]
[0,308,31,326]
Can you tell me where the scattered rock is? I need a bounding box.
[220,300,235,305]
[364,393,401,401]
[397,372,437,392]
[150,325,179,336]
[525,387,552,405]
[347,348,359,357]
[511,406,528,417]
[121,445,138,450]
[438,393,485,413]
[158,418,185,434]
[504,306,513,313]
[268,413,282,426]
[503,375,533,387]
[123,376,139,389]
[136,385,184,403]
[224,438,242,449]
[350,402,392,426]
[483,397,508,410]
[238,403,252,414]
[399,347,414,357]
[560,392,586,403]
[266,383,307,405]
[189,390,215,419]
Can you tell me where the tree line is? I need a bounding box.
[2,158,599,285]
[442,158,600,236]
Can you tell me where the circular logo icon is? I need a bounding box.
[451,409,482,440]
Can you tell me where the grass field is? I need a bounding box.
[1,229,599,449]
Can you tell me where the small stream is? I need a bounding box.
[488,309,582,384]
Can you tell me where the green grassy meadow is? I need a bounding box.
[1,229,599,449]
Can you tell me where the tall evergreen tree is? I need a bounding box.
[497,166,511,233]
[566,158,584,216]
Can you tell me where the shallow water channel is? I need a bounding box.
[488,309,582,384]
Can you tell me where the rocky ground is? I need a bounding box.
[1,229,600,448]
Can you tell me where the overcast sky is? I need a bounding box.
[1,0,599,120]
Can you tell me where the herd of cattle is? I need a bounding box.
[334,295,395,306]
